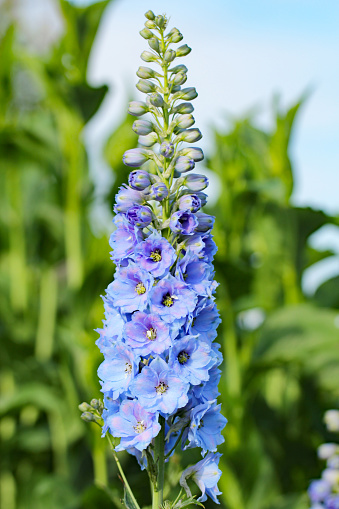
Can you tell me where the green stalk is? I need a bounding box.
[152,415,165,509]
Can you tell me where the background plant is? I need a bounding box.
[1,1,339,509]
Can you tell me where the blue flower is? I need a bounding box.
[130,356,189,415]
[189,299,221,343]
[180,452,222,503]
[101,392,121,436]
[114,185,145,213]
[108,262,154,313]
[168,335,212,385]
[176,252,213,297]
[107,399,161,452]
[135,234,176,277]
[193,366,222,403]
[95,302,125,355]
[151,274,197,323]
[109,214,143,263]
[149,182,169,201]
[125,311,172,355]
[326,495,339,509]
[126,205,153,227]
[170,210,198,235]
[178,194,201,212]
[98,343,139,399]
[308,480,331,503]
[186,402,227,455]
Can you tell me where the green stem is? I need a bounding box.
[106,434,141,509]
[152,416,165,509]
[164,426,186,459]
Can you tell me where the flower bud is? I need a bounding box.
[148,37,160,53]
[81,412,96,422]
[174,156,195,173]
[141,51,158,62]
[145,20,156,29]
[128,100,148,116]
[136,79,157,94]
[176,44,192,57]
[126,205,153,228]
[123,148,150,167]
[318,443,338,460]
[90,399,101,410]
[195,191,207,207]
[171,72,187,86]
[140,28,153,39]
[132,119,154,135]
[172,102,194,114]
[155,15,165,28]
[178,194,201,212]
[145,10,155,20]
[138,132,158,147]
[185,173,209,191]
[170,31,183,43]
[160,141,174,158]
[164,49,176,63]
[169,64,188,74]
[78,402,92,412]
[195,212,215,232]
[128,170,151,190]
[172,87,198,101]
[136,66,159,79]
[170,210,198,235]
[179,147,204,161]
[325,410,339,432]
[176,114,195,129]
[176,128,202,143]
[149,92,164,107]
[149,182,169,201]
[114,185,144,213]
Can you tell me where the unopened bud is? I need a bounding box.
[145,10,155,20]
[136,79,157,94]
[148,37,160,53]
[140,28,153,39]
[141,51,158,63]
[128,101,149,116]
[195,212,215,232]
[169,64,188,74]
[172,102,194,114]
[175,114,195,129]
[149,183,169,201]
[195,191,207,207]
[160,141,174,158]
[145,20,156,29]
[129,170,151,190]
[178,194,201,212]
[185,173,209,191]
[179,147,204,161]
[176,44,191,57]
[132,119,154,135]
[136,66,159,79]
[138,132,158,147]
[171,72,187,86]
[170,31,183,43]
[176,128,202,143]
[78,402,91,412]
[172,87,198,101]
[149,92,164,107]
[164,49,176,63]
[174,156,195,173]
[123,148,151,167]
[90,399,100,409]
[81,412,95,422]
[325,410,339,432]
[155,15,165,28]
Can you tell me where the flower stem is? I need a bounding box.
[106,433,141,509]
[152,415,165,509]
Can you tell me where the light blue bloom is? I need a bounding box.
[135,234,176,277]
[180,452,222,503]
[108,262,154,313]
[98,343,139,399]
[168,335,212,385]
[150,274,197,323]
[125,311,172,355]
[186,402,227,455]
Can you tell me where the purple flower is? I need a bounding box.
[114,185,145,213]
[326,495,339,509]
[308,480,332,503]
[126,205,153,228]
[189,299,221,343]
[151,275,197,323]
[186,402,227,455]
[178,194,201,212]
[108,262,154,313]
[160,141,174,158]
[176,252,213,297]
[123,148,150,167]
[169,335,212,385]
[109,214,143,262]
[128,170,151,190]
[170,210,198,236]
[98,343,139,399]
[107,399,161,452]
[130,357,189,415]
[125,311,172,355]
[180,452,222,503]
[135,234,176,277]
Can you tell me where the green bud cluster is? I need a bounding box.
[79,399,104,426]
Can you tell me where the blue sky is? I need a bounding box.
[76,0,339,292]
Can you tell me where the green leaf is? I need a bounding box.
[313,275,339,309]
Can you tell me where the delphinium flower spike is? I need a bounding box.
[307,410,339,509]
[80,10,226,509]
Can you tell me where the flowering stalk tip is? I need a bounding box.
[82,9,226,509]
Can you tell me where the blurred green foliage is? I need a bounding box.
[1,2,338,509]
